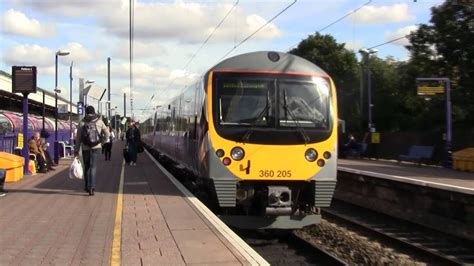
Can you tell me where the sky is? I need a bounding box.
[0,0,444,121]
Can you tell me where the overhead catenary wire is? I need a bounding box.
[217,0,297,63]
[183,0,240,71]
[368,34,413,49]
[144,0,240,115]
[145,0,297,119]
[286,0,372,51]
[129,0,134,120]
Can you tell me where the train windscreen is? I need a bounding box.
[213,72,333,144]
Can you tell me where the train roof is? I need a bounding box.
[209,51,329,76]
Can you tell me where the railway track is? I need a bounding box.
[236,229,347,266]
[324,200,474,265]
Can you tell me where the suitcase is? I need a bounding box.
[123,148,131,163]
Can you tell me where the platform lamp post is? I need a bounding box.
[54,49,70,164]
[113,106,118,131]
[359,48,378,132]
[69,61,74,144]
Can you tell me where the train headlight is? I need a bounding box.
[231,147,245,161]
[305,148,318,162]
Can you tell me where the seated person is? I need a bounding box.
[39,136,56,170]
[28,132,49,173]
[342,134,358,157]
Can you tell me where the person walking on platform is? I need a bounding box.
[104,126,115,161]
[74,106,109,196]
[126,121,141,166]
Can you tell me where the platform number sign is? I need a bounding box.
[12,66,37,94]
[77,101,84,115]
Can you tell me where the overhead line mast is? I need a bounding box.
[129,0,134,120]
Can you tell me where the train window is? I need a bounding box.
[0,115,13,134]
[278,78,329,129]
[217,79,274,126]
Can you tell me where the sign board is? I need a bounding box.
[77,101,84,115]
[121,117,127,125]
[371,132,380,144]
[85,84,107,100]
[17,133,24,148]
[416,79,445,96]
[58,104,68,114]
[417,86,445,95]
[12,66,37,94]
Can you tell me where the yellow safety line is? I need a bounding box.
[110,159,125,266]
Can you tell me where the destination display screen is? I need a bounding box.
[12,66,37,94]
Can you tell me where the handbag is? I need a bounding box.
[137,141,144,153]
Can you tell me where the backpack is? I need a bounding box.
[82,120,101,146]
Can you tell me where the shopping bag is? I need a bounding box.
[69,157,84,179]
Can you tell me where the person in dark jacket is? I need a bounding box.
[125,121,141,166]
[74,106,109,196]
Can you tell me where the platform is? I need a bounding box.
[0,142,267,265]
[338,158,474,194]
[335,158,474,241]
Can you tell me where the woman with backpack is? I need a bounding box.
[74,106,109,196]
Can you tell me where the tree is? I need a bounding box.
[406,0,474,128]
[289,33,361,131]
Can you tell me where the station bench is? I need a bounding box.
[398,145,434,165]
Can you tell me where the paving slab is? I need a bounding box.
[0,141,266,265]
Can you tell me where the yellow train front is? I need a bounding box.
[144,51,338,229]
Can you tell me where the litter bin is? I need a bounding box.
[452,148,474,172]
[0,152,25,182]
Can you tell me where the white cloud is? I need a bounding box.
[112,41,167,59]
[1,9,55,38]
[384,25,419,46]
[12,0,114,18]
[92,62,170,80]
[64,42,96,63]
[101,1,282,43]
[350,4,415,24]
[38,66,55,76]
[344,39,364,51]
[2,43,95,73]
[2,44,54,67]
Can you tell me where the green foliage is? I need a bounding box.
[289,1,473,134]
[289,33,361,131]
[406,0,474,128]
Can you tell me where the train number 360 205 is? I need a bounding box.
[258,170,292,178]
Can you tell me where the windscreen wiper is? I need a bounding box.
[241,91,270,143]
[282,89,310,144]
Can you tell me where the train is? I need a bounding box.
[141,51,338,229]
